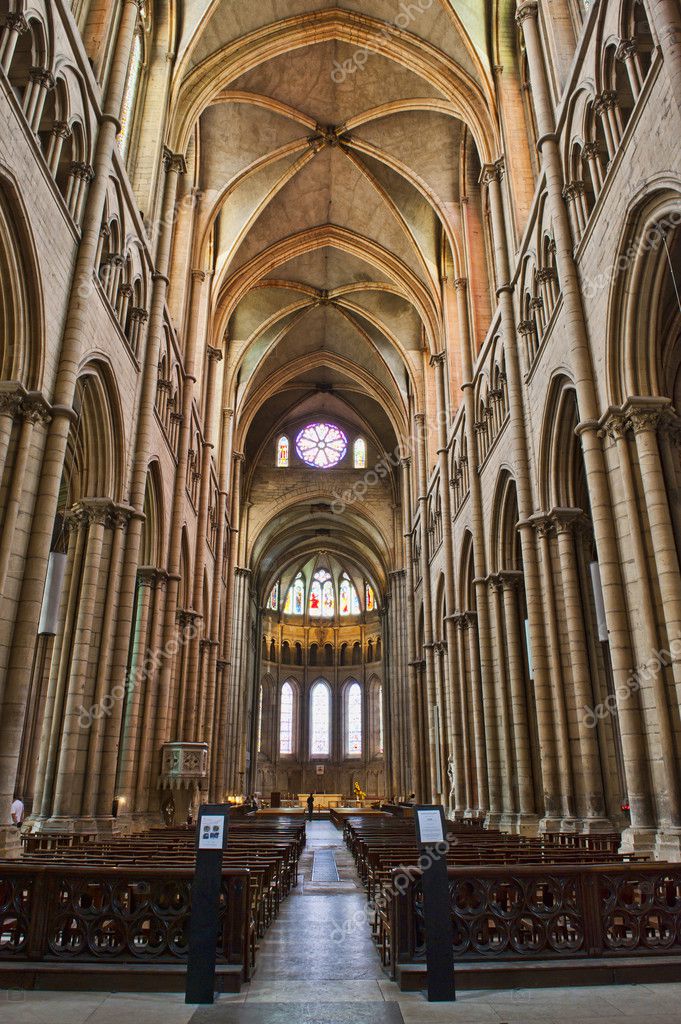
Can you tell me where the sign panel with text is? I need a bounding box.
[414,804,455,1003]
[185,804,230,1005]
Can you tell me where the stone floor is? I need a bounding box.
[3,819,681,1023]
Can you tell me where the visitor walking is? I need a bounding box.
[10,795,24,828]
[306,792,315,821]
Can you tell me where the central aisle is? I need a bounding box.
[192,818,404,1022]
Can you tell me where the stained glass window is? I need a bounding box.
[353,437,367,469]
[366,584,376,612]
[296,423,347,468]
[309,581,322,617]
[280,682,294,755]
[340,573,360,616]
[310,570,333,618]
[310,680,331,756]
[284,573,305,615]
[267,581,279,611]
[117,31,143,156]
[277,435,289,468]
[346,682,362,757]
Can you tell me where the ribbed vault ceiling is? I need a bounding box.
[169,1,498,589]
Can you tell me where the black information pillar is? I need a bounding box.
[185,803,230,1004]
[414,804,456,1002]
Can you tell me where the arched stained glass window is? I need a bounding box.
[309,580,322,617]
[346,682,362,757]
[284,573,305,615]
[310,570,333,617]
[277,435,289,467]
[339,573,360,616]
[296,423,347,468]
[353,437,367,469]
[118,30,143,156]
[310,681,331,756]
[280,682,294,755]
[366,584,376,612]
[267,581,279,611]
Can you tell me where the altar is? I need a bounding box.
[298,793,343,809]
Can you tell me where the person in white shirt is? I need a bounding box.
[10,795,24,828]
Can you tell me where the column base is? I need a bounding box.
[505,813,540,836]
[538,816,566,833]
[464,809,487,824]
[619,826,657,857]
[577,816,617,834]
[0,824,23,859]
[28,815,119,837]
[485,812,503,829]
[654,827,681,860]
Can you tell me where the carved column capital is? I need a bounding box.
[69,161,95,182]
[616,38,637,62]
[623,397,671,435]
[163,148,187,175]
[515,2,539,26]
[549,507,588,536]
[51,120,72,141]
[29,66,55,90]
[5,13,29,34]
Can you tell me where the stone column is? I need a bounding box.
[432,351,464,816]
[115,567,156,808]
[464,612,487,817]
[517,0,653,843]
[186,344,222,742]
[216,451,244,794]
[51,502,109,820]
[552,509,609,827]
[648,0,681,112]
[454,278,500,818]
[0,12,28,73]
[450,615,471,814]
[47,121,72,177]
[500,572,536,821]
[207,408,233,799]
[401,457,424,798]
[0,395,51,600]
[616,38,643,100]
[80,506,129,819]
[488,575,515,819]
[134,573,168,813]
[414,413,440,801]
[96,149,185,820]
[159,269,209,746]
[533,515,575,822]
[604,411,681,828]
[25,66,55,132]
[627,401,681,684]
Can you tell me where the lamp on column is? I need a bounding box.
[589,560,608,643]
[38,548,67,635]
[524,618,534,679]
